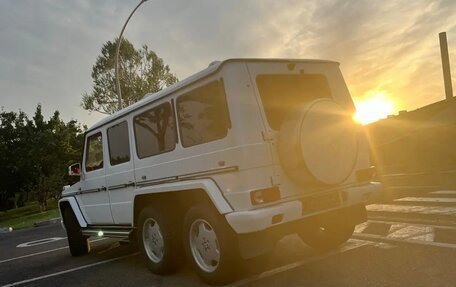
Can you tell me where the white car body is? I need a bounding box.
[59,58,381,283]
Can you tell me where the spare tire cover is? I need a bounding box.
[278,99,358,186]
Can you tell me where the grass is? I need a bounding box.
[0,201,60,230]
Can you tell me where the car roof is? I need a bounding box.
[87,58,338,133]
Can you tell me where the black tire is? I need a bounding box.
[127,230,139,251]
[137,206,182,274]
[63,208,90,256]
[298,219,355,251]
[183,205,240,285]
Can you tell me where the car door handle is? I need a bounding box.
[100,186,107,191]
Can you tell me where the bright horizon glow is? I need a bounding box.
[353,92,395,125]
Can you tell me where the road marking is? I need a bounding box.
[229,239,379,287]
[367,215,456,227]
[367,219,456,230]
[0,252,139,287]
[395,197,456,203]
[0,238,107,264]
[367,204,456,215]
[355,220,456,246]
[431,190,456,195]
[387,225,435,241]
[16,237,66,248]
[0,247,68,264]
[352,233,456,249]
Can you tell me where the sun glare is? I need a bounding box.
[353,92,394,125]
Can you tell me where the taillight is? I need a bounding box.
[356,166,377,182]
[250,187,281,205]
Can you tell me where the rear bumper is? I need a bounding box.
[225,182,382,234]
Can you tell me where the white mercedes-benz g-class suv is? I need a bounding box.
[59,58,381,285]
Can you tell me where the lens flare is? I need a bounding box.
[353,92,394,125]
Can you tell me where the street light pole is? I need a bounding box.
[115,0,149,111]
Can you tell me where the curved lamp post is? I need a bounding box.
[115,0,149,111]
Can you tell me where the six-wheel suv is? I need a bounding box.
[59,58,381,285]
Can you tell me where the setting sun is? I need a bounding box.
[353,92,395,125]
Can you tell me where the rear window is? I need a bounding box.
[256,74,332,130]
[176,80,231,147]
[134,102,177,159]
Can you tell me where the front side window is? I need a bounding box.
[256,74,332,130]
[134,102,176,159]
[176,80,230,147]
[107,121,130,166]
[85,132,104,172]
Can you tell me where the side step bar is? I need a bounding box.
[81,227,133,239]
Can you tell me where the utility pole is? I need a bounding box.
[115,0,149,111]
[439,32,453,101]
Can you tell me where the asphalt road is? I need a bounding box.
[1,220,455,287]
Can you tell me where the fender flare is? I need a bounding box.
[133,178,233,221]
[59,196,88,228]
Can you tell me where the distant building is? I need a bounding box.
[366,98,456,187]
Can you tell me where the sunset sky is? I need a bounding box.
[0,0,455,127]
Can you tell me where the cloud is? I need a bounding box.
[273,0,456,110]
[0,0,455,127]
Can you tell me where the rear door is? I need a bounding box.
[105,120,136,225]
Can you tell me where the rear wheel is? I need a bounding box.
[183,205,240,285]
[63,208,90,256]
[298,218,355,251]
[138,206,182,274]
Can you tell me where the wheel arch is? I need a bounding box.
[132,179,233,227]
[59,197,87,228]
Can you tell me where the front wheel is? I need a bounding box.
[63,208,90,256]
[183,206,240,285]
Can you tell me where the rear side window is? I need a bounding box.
[256,74,331,130]
[134,102,177,159]
[176,80,230,147]
[107,121,130,166]
[85,132,104,172]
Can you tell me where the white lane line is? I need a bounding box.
[366,204,456,215]
[367,219,456,230]
[353,233,456,249]
[431,190,456,195]
[354,222,369,233]
[395,197,456,203]
[1,252,139,287]
[0,238,107,265]
[17,237,66,248]
[229,239,376,287]
[0,247,68,264]
[387,225,435,241]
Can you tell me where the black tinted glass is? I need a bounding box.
[256,74,331,130]
[176,80,230,147]
[107,121,130,166]
[85,132,103,172]
[134,102,176,158]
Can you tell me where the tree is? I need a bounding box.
[82,38,178,114]
[0,105,85,211]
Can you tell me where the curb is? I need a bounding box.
[33,217,61,227]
